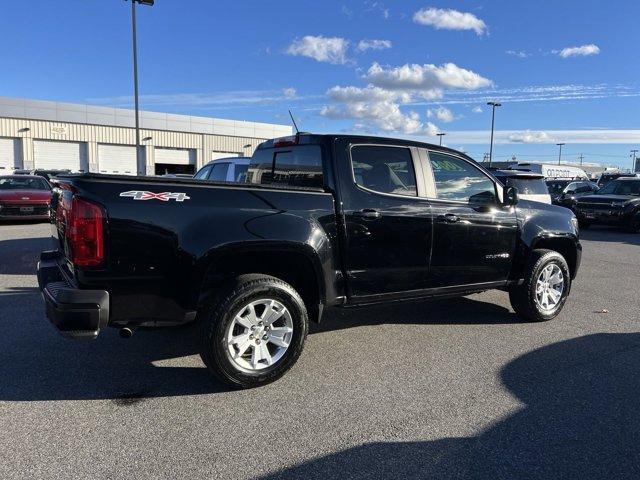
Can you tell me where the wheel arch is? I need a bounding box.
[530,235,580,280]
[192,242,327,323]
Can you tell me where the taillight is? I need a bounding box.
[67,197,105,267]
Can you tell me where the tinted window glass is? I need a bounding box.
[247,146,323,188]
[546,180,570,194]
[598,180,640,195]
[234,164,248,182]
[429,153,495,203]
[351,146,417,197]
[209,163,230,182]
[194,165,211,180]
[507,178,549,195]
[0,177,50,190]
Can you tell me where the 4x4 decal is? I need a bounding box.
[119,191,191,202]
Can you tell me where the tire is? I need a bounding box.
[509,249,571,322]
[628,212,640,234]
[578,219,591,229]
[199,274,309,388]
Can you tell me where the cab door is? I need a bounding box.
[335,140,434,299]
[425,151,518,287]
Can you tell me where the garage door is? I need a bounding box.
[155,147,196,165]
[98,144,137,175]
[212,151,240,161]
[0,138,22,172]
[33,140,88,172]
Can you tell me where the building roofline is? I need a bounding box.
[0,96,292,138]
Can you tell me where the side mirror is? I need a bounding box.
[503,186,519,206]
[566,190,575,195]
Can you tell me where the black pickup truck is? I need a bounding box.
[38,134,581,387]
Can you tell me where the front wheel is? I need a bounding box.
[509,249,571,322]
[199,274,309,388]
[628,212,640,233]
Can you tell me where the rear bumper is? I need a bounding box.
[37,251,109,340]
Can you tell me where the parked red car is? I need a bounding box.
[0,175,52,221]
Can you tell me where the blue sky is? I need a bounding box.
[1,0,639,168]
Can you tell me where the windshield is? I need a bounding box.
[507,177,549,195]
[0,177,50,190]
[597,180,640,196]
[546,180,570,194]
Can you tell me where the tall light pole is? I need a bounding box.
[128,0,154,175]
[487,101,501,167]
[436,132,446,146]
[556,143,565,165]
[631,149,638,173]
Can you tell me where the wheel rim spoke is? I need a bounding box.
[262,300,285,326]
[534,263,565,312]
[226,298,294,372]
[268,327,293,348]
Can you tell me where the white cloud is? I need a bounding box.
[558,44,600,58]
[356,39,392,52]
[428,129,640,145]
[87,89,312,109]
[506,50,529,58]
[427,106,455,123]
[320,61,490,136]
[321,101,430,135]
[508,130,554,143]
[413,8,487,36]
[472,105,483,113]
[326,85,411,104]
[282,87,297,98]
[286,36,350,64]
[364,62,492,98]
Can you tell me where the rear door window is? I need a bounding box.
[350,145,417,197]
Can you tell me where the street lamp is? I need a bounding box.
[436,132,446,146]
[487,101,501,167]
[556,143,565,165]
[127,0,154,175]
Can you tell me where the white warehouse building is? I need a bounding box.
[0,97,292,176]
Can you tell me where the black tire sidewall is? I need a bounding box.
[202,277,308,388]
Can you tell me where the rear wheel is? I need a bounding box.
[199,274,309,388]
[509,249,571,322]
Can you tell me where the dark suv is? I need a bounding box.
[575,177,640,232]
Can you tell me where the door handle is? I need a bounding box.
[353,208,382,220]
[438,213,460,223]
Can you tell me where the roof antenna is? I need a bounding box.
[288,109,300,135]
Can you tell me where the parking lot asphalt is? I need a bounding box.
[0,221,639,480]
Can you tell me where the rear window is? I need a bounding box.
[247,145,323,188]
[506,177,549,195]
[209,162,230,182]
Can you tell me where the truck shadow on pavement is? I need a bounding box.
[0,237,51,275]
[258,333,640,480]
[0,287,517,402]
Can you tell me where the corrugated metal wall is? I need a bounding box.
[0,116,280,174]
